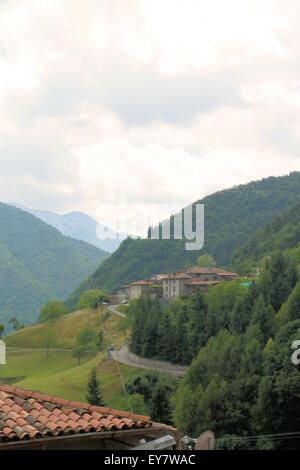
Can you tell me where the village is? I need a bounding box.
[110,266,239,304]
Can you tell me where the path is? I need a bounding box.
[112,343,187,377]
[107,304,126,318]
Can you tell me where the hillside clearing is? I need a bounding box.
[0,307,152,412]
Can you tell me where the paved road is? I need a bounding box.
[112,343,187,377]
[107,304,126,318]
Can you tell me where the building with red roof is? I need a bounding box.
[0,384,180,450]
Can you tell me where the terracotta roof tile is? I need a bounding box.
[0,384,152,444]
[186,266,238,276]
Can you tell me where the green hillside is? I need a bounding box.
[1,308,147,410]
[232,203,300,272]
[0,203,108,326]
[67,172,300,309]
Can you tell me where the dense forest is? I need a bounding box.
[232,202,300,273]
[67,172,300,309]
[129,252,300,449]
[0,203,108,326]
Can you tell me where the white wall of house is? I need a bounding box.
[130,285,143,299]
[163,279,189,299]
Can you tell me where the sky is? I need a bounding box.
[1,0,300,233]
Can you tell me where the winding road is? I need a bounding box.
[107,304,126,318]
[107,304,187,376]
[112,343,187,377]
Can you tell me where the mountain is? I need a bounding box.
[13,205,126,253]
[0,203,108,326]
[66,172,300,309]
[232,202,300,272]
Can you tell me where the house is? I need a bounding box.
[185,266,238,281]
[129,279,163,300]
[110,285,131,304]
[162,266,238,300]
[0,384,180,450]
[113,267,238,302]
[162,273,192,300]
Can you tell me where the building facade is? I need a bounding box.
[113,266,238,303]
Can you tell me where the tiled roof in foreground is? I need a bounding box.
[0,384,151,443]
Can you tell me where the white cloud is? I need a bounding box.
[0,0,300,232]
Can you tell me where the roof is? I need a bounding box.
[130,279,156,286]
[163,273,192,280]
[186,266,238,276]
[0,384,152,444]
[150,274,169,281]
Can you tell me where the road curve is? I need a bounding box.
[112,343,187,377]
[107,304,126,318]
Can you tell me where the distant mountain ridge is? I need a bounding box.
[66,172,300,310]
[13,204,126,253]
[0,203,108,326]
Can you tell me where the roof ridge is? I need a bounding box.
[0,383,150,423]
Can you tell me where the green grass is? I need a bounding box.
[0,307,149,413]
[0,350,147,412]
[5,308,102,349]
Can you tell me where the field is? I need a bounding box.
[0,308,148,412]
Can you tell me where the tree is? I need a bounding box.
[72,345,87,365]
[251,295,275,343]
[39,300,67,323]
[126,371,161,402]
[127,394,149,415]
[283,280,300,323]
[229,297,249,335]
[260,252,297,312]
[73,326,97,365]
[8,316,24,331]
[0,324,4,338]
[76,326,97,346]
[197,254,216,267]
[149,384,173,424]
[141,298,161,358]
[252,321,300,448]
[86,368,105,406]
[156,310,173,361]
[187,292,207,359]
[170,300,189,364]
[205,281,247,340]
[43,330,57,358]
[126,371,177,424]
[97,329,104,351]
[77,289,109,310]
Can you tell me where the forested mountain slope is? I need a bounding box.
[67,172,300,308]
[0,203,108,325]
[232,202,300,272]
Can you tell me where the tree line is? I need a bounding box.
[129,252,300,449]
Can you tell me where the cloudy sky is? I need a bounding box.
[1,0,300,233]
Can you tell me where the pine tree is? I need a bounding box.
[285,280,300,322]
[251,295,275,343]
[156,310,173,361]
[86,368,105,406]
[230,297,249,335]
[149,384,173,424]
[187,292,207,359]
[260,252,298,312]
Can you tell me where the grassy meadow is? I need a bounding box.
[0,308,147,412]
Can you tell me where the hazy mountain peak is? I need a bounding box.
[11,204,126,253]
